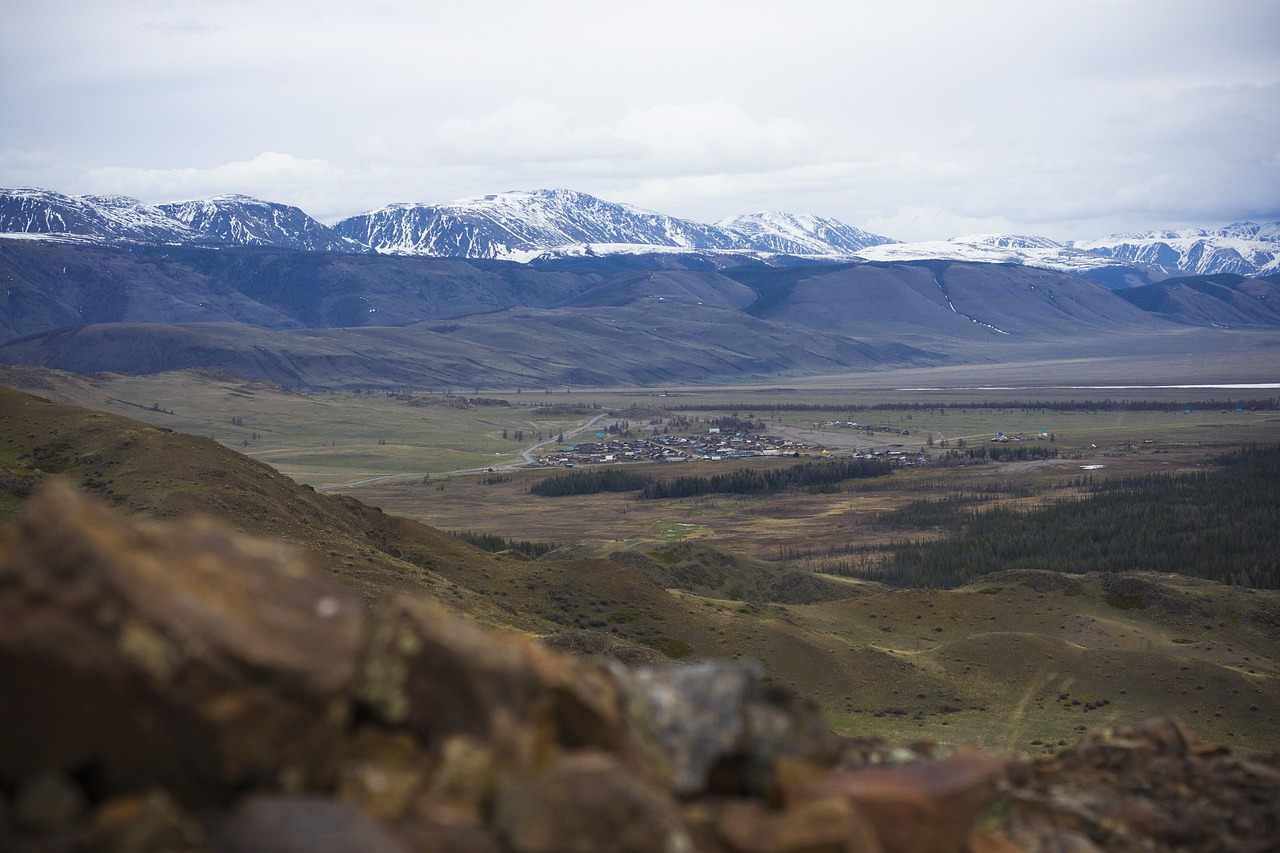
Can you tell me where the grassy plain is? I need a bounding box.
[3,364,1278,755]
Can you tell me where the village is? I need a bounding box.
[531,427,926,468]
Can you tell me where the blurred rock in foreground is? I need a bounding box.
[0,485,1276,852]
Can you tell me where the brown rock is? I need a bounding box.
[393,821,503,853]
[966,829,1027,853]
[394,794,504,853]
[1001,717,1280,852]
[492,750,693,853]
[210,793,408,853]
[806,747,1007,853]
[354,594,662,781]
[423,735,499,812]
[710,797,882,853]
[336,728,427,821]
[92,789,204,853]
[0,484,365,802]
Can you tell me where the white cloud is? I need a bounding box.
[2,0,1278,240]
[82,153,358,215]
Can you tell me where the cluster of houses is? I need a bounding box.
[532,430,820,468]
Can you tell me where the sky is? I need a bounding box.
[3,0,1278,242]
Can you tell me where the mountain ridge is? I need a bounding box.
[4,185,1278,279]
[157,194,372,254]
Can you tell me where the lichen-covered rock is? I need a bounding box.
[0,484,365,803]
[492,750,694,853]
[335,728,427,821]
[353,593,667,786]
[630,661,838,796]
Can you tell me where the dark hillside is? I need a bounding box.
[1114,274,1280,327]
[0,240,597,342]
[737,261,1170,345]
[0,385,508,611]
[557,269,757,309]
[0,304,944,390]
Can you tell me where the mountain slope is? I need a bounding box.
[157,194,371,253]
[0,188,372,254]
[1113,274,1280,327]
[0,384,508,610]
[0,301,945,390]
[732,260,1170,346]
[0,187,204,245]
[0,240,597,342]
[333,188,750,259]
[719,211,896,254]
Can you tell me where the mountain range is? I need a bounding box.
[1,185,1277,390]
[4,186,1279,280]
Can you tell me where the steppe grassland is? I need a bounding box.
[53,372,598,487]
[48,370,1279,484]
[346,388,1280,560]
[30,370,1278,556]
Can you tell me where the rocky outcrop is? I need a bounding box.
[0,485,1276,852]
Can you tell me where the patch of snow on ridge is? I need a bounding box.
[853,236,1138,275]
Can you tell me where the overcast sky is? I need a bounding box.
[3,1,1278,241]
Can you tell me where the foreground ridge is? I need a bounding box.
[0,485,1276,852]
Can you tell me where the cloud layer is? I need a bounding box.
[2,0,1277,241]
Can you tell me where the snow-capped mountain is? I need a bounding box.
[1070,224,1280,277]
[718,211,895,255]
[4,186,1278,280]
[157,195,371,254]
[0,188,370,253]
[332,188,748,260]
[853,234,1142,276]
[0,187,205,245]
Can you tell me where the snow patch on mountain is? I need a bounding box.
[852,234,1139,275]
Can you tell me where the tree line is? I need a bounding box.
[849,443,1280,589]
[451,530,557,558]
[530,456,896,499]
[669,398,1277,414]
[530,468,651,497]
